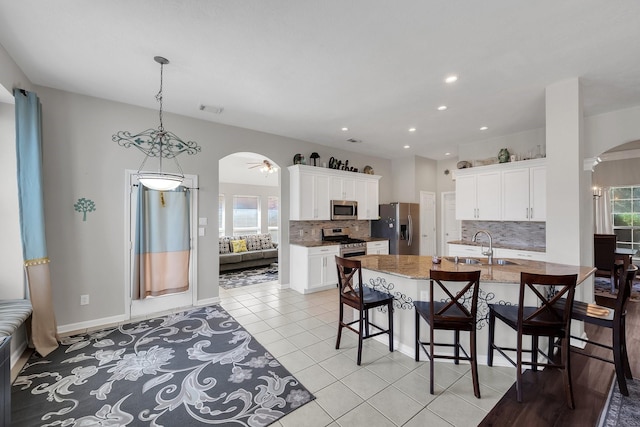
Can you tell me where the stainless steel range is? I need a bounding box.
[322,227,367,258]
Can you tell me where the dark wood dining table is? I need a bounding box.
[615,247,638,272]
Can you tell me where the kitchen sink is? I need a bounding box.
[444,257,519,266]
[493,259,519,266]
[445,257,483,265]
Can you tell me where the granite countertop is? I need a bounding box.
[290,237,388,248]
[447,240,546,253]
[357,254,595,285]
[290,241,341,248]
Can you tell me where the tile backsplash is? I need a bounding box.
[290,220,370,243]
[461,221,546,250]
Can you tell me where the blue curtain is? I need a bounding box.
[133,186,191,299]
[14,89,58,356]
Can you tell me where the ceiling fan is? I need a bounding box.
[247,159,278,174]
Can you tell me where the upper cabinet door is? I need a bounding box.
[476,171,501,220]
[329,176,357,200]
[502,168,530,221]
[455,174,478,220]
[529,166,546,221]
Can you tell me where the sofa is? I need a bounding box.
[219,233,278,272]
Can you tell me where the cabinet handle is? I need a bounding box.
[530,208,533,218]
[526,208,529,219]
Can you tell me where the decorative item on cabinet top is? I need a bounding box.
[293,153,306,165]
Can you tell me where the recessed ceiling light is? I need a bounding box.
[341,127,349,131]
[403,145,411,149]
[437,105,447,111]
[480,126,488,131]
[445,152,451,156]
[445,75,458,83]
[408,127,416,132]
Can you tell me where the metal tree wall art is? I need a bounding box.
[74,198,96,221]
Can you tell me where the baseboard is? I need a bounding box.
[57,314,128,335]
[57,299,226,335]
[195,297,221,307]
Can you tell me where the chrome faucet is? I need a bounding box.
[472,230,494,265]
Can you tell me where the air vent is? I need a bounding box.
[199,104,224,114]
[346,138,362,143]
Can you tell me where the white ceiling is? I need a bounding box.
[1,1,640,160]
[220,152,279,187]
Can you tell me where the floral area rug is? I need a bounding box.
[12,305,313,426]
[219,266,278,290]
[593,275,640,302]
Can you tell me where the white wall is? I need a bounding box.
[457,128,545,163]
[0,102,25,298]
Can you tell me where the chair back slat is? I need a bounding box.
[336,256,364,307]
[615,264,638,323]
[519,272,577,330]
[594,234,617,271]
[430,270,481,321]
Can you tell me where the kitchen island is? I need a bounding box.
[354,254,596,365]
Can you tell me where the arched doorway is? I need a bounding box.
[218,152,281,291]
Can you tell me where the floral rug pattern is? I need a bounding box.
[219,266,278,290]
[12,305,313,426]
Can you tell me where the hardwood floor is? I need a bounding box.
[479,298,640,426]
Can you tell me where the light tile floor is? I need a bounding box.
[220,281,517,427]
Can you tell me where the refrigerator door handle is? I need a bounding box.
[408,214,413,246]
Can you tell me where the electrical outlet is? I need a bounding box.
[420,291,429,301]
[80,294,90,305]
[355,225,359,231]
[299,229,304,237]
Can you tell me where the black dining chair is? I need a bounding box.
[559,265,638,396]
[594,234,624,293]
[335,256,394,365]
[488,272,578,408]
[414,269,482,398]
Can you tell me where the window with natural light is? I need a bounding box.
[218,195,225,237]
[233,195,260,235]
[268,196,279,243]
[611,186,640,251]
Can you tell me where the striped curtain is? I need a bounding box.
[14,89,59,356]
[133,186,191,299]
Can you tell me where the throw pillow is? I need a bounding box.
[244,235,262,251]
[231,239,248,253]
[260,234,274,249]
[219,237,231,254]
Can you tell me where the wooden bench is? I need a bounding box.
[0,299,32,339]
[0,299,32,426]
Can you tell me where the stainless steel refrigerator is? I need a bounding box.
[371,203,420,255]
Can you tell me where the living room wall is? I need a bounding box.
[30,85,392,330]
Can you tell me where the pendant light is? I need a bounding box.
[113,56,201,190]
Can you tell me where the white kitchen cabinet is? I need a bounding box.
[496,247,547,262]
[290,244,340,294]
[529,166,546,221]
[501,163,546,221]
[289,165,380,221]
[455,171,501,220]
[355,178,380,219]
[289,167,330,220]
[447,243,484,257]
[455,159,546,222]
[367,240,389,255]
[330,176,356,201]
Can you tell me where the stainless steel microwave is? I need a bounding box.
[331,200,358,220]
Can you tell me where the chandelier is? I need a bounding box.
[113,56,201,191]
